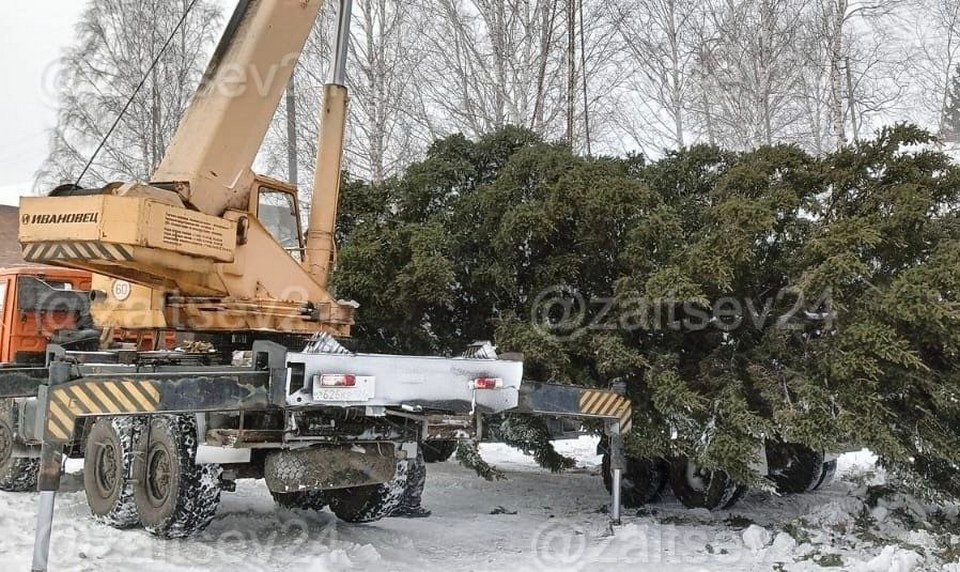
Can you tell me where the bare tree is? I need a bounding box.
[692,0,809,149]
[36,0,222,191]
[807,0,903,147]
[259,0,428,193]
[905,0,960,137]
[349,0,429,183]
[608,0,702,151]
[417,0,565,137]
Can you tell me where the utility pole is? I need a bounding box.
[566,0,576,148]
[579,0,591,156]
[286,78,299,187]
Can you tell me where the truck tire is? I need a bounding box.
[392,449,428,516]
[134,415,222,538]
[601,452,668,507]
[422,440,457,463]
[668,458,747,510]
[84,417,142,528]
[0,418,38,492]
[766,442,825,495]
[271,490,329,511]
[329,456,409,523]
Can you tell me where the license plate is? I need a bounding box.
[313,377,375,402]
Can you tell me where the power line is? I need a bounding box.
[75,0,202,186]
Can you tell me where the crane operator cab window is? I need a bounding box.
[258,187,304,262]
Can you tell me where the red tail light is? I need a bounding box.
[319,374,357,387]
[472,377,503,390]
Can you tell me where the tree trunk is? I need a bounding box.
[829,0,847,147]
[566,0,577,147]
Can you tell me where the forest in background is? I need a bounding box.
[35,0,960,193]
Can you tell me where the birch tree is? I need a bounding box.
[417,0,567,138]
[907,0,960,137]
[260,0,427,190]
[808,0,903,146]
[37,0,222,190]
[349,0,428,183]
[693,0,809,149]
[608,0,702,151]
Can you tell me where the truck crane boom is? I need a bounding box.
[19,0,353,339]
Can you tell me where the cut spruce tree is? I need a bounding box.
[334,125,960,498]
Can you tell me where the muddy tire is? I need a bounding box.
[766,442,825,495]
[422,440,457,463]
[668,458,747,510]
[329,457,409,523]
[602,452,668,507]
[134,415,222,538]
[271,490,329,511]
[0,417,38,492]
[84,417,142,528]
[392,448,427,516]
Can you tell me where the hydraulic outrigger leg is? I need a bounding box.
[607,419,625,525]
[31,364,71,572]
[31,447,63,572]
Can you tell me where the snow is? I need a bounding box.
[850,546,923,572]
[2,439,958,571]
[742,524,772,551]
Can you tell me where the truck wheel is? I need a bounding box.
[392,449,429,517]
[134,415,222,538]
[422,440,457,463]
[602,452,668,507]
[668,458,746,510]
[0,418,38,492]
[271,490,329,511]
[765,442,825,494]
[329,456,409,523]
[84,417,142,528]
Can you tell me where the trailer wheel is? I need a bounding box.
[84,417,142,528]
[271,490,329,511]
[765,442,825,495]
[601,452,668,507]
[134,415,222,538]
[422,440,457,463]
[668,458,746,510]
[0,418,38,492]
[329,456,409,523]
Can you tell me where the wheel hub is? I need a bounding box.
[94,441,120,497]
[0,421,13,466]
[146,445,173,506]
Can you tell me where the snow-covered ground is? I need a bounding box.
[2,438,958,571]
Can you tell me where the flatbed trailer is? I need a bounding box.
[0,339,632,571]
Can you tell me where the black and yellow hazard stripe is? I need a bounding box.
[23,242,134,263]
[45,380,160,442]
[578,390,633,433]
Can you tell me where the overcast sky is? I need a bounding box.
[0,1,233,206]
[0,1,86,205]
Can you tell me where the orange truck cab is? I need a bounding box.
[0,267,99,365]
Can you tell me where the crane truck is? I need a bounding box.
[2,2,842,570]
[0,2,635,570]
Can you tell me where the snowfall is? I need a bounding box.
[2,438,959,571]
